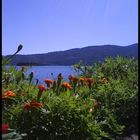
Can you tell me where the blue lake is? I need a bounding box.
[17,66,79,84]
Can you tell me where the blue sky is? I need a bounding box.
[2,0,138,55]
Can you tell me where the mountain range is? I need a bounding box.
[4,43,138,66]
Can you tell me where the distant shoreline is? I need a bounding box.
[3,43,138,66]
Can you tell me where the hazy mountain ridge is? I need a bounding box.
[4,43,138,66]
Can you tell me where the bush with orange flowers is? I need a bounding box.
[2,48,138,140]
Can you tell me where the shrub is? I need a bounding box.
[2,47,138,139]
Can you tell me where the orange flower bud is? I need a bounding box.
[21,66,25,72]
[29,71,34,83]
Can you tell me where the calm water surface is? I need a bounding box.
[18,66,78,84]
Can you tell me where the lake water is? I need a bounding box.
[18,66,79,84]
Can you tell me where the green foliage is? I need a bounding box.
[74,56,138,136]
[73,60,96,77]
[14,96,102,139]
[2,50,138,140]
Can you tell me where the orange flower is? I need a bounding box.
[38,84,46,92]
[44,79,53,84]
[37,85,46,101]
[72,76,79,82]
[30,100,43,108]
[24,100,43,111]
[79,77,86,86]
[68,75,79,83]
[44,79,53,88]
[79,78,85,82]
[61,82,72,90]
[84,78,95,88]
[2,91,16,99]
[24,103,30,110]
[85,78,93,83]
